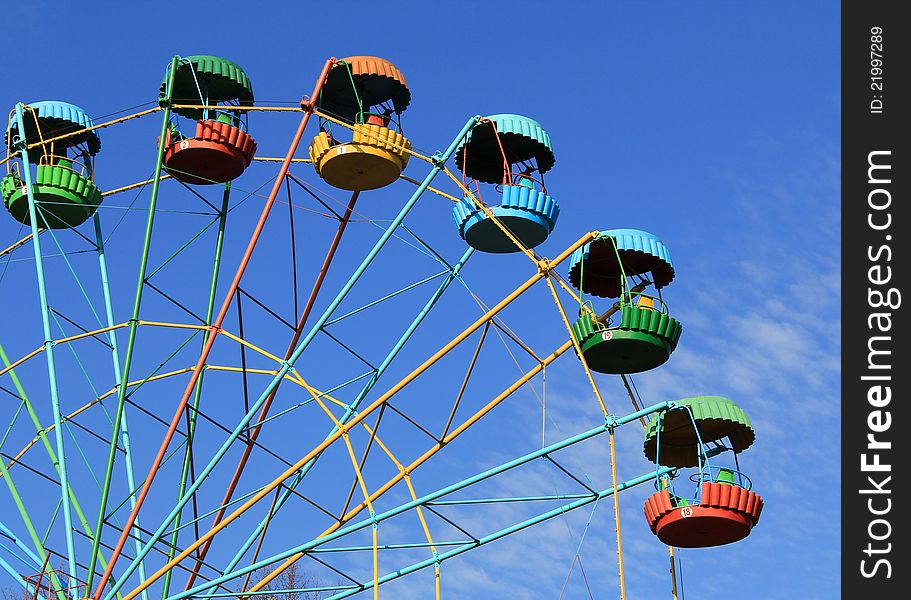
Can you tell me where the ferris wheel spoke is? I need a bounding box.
[3,251,620,596]
[117,187,236,591]
[337,452,639,597]
[226,234,596,597]
[0,44,773,600]
[192,246,475,596]
[96,58,344,600]
[174,401,672,600]
[188,187,362,565]
[324,472,656,600]
[0,519,45,594]
[303,271,631,567]
[87,56,184,597]
[74,522,237,599]
[107,116,484,600]
[10,102,82,597]
[160,182,232,600]
[0,345,132,600]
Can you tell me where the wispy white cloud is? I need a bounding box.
[373,133,843,599]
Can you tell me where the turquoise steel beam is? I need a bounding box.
[0,543,29,572]
[13,102,79,599]
[0,519,48,600]
[0,358,60,576]
[247,369,376,430]
[323,468,675,599]
[428,493,594,506]
[0,344,121,599]
[161,183,232,600]
[102,116,481,600]
[86,55,180,595]
[94,60,341,600]
[159,485,268,539]
[204,247,475,592]
[171,401,673,599]
[0,551,44,600]
[202,587,358,598]
[92,211,147,600]
[0,520,44,571]
[322,270,448,327]
[310,540,471,553]
[612,401,675,428]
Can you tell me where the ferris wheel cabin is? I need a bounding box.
[309,56,412,191]
[452,114,559,253]
[3,101,103,229]
[568,229,681,374]
[161,55,257,185]
[642,396,764,548]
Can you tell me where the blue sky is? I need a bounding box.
[1,1,839,598]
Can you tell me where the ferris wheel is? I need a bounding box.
[0,54,763,600]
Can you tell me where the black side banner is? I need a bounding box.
[842,2,908,597]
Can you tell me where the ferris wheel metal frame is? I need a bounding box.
[0,53,756,600]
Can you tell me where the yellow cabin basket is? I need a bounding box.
[309,123,411,191]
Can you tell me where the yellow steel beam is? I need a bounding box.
[0,230,42,258]
[544,272,630,598]
[543,274,610,417]
[102,175,172,197]
[398,174,461,203]
[22,107,162,153]
[282,109,549,266]
[122,232,597,600]
[441,167,542,265]
[251,157,312,163]
[170,105,305,113]
[258,283,649,585]
[1,367,194,474]
[609,428,627,600]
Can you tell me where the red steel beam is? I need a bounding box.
[183,189,360,589]
[91,57,338,600]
